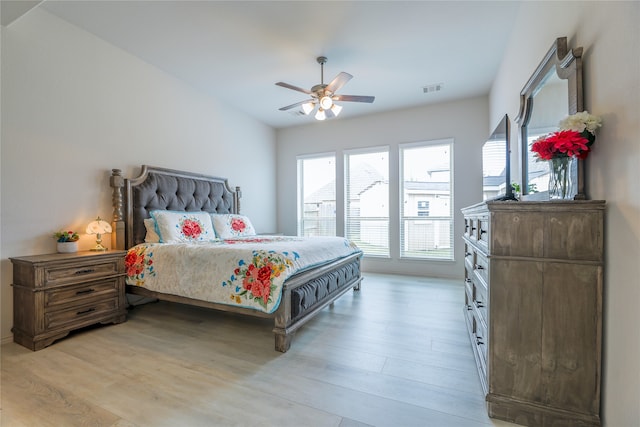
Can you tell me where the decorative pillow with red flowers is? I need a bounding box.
[150,210,216,243]
[211,214,257,239]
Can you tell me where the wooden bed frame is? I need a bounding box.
[110,165,362,352]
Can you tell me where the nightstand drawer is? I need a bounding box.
[45,279,119,308]
[44,259,121,287]
[45,299,117,330]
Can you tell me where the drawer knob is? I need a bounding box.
[475,264,484,270]
[476,337,484,345]
[476,301,484,308]
[465,278,471,283]
[75,268,96,275]
[75,288,95,296]
[465,252,472,256]
[76,307,96,315]
[480,229,487,235]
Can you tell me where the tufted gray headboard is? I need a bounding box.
[110,166,240,249]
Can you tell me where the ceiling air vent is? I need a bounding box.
[423,83,444,94]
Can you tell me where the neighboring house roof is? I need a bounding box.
[403,181,450,192]
[305,162,385,204]
[483,174,506,187]
[305,164,452,204]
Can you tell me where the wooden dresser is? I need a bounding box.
[11,250,127,351]
[461,200,604,426]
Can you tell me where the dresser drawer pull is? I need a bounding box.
[476,336,484,345]
[476,301,484,308]
[74,268,96,275]
[75,288,95,295]
[465,252,472,256]
[471,227,477,231]
[475,264,484,270]
[76,307,96,315]
[480,229,487,235]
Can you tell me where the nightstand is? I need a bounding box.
[10,250,127,351]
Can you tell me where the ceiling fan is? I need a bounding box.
[275,56,375,120]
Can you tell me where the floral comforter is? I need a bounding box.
[125,236,361,314]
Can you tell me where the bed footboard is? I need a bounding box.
[273,253,362,352]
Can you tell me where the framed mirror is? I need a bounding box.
[516,37,584,199]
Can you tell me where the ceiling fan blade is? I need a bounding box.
[325,72,353,94]
[278,99,315,111]
[333,94,375,103]
[275,82,311,95]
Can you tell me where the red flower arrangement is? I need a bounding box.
[531,111,602,161]
[531,130,591,160]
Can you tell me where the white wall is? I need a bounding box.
[0,9,277,341]
[276,96,489,279]
[490,2,640,425]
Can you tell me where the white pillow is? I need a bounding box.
[211,214,256,238]
[150,210,216,243]
[143,218,160,243]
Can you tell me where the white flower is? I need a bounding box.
[559,111,602,135]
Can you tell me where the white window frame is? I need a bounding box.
[399,139,454,261]
[297,153,337,237]
[344,146,390,258]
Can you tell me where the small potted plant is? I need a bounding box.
[54,230,80,253]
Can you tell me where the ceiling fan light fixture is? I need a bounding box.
[319,95,333,110]
[301,102,315,115]
[276,56,374,120]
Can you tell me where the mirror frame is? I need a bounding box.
[516,37,584,199]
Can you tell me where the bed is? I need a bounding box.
[109,165,363,352]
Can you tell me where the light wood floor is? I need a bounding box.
[1,273,519,427]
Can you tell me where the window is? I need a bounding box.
[345,148,389,257]
[417,200,430,217]
[297,154,336,236]
[400,140,453,260]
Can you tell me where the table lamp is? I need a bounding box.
[86,217,112,251]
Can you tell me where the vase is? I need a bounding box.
[57,241,78,253]
[548,156,575,200]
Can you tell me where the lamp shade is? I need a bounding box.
[86,217,112,251]
[301,102,315,115]
[86,218,112,235]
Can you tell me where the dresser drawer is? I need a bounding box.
[44,279,119,309]
[464,217,472,238]
[474,315,488,364]
[473,276,488,324]
[44,259,121,287]
[477,215,490,245]
[474,252,489,285]
[464,242,475,266]
[45,299,117,330]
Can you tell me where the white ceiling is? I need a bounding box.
[9,1,521,129]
